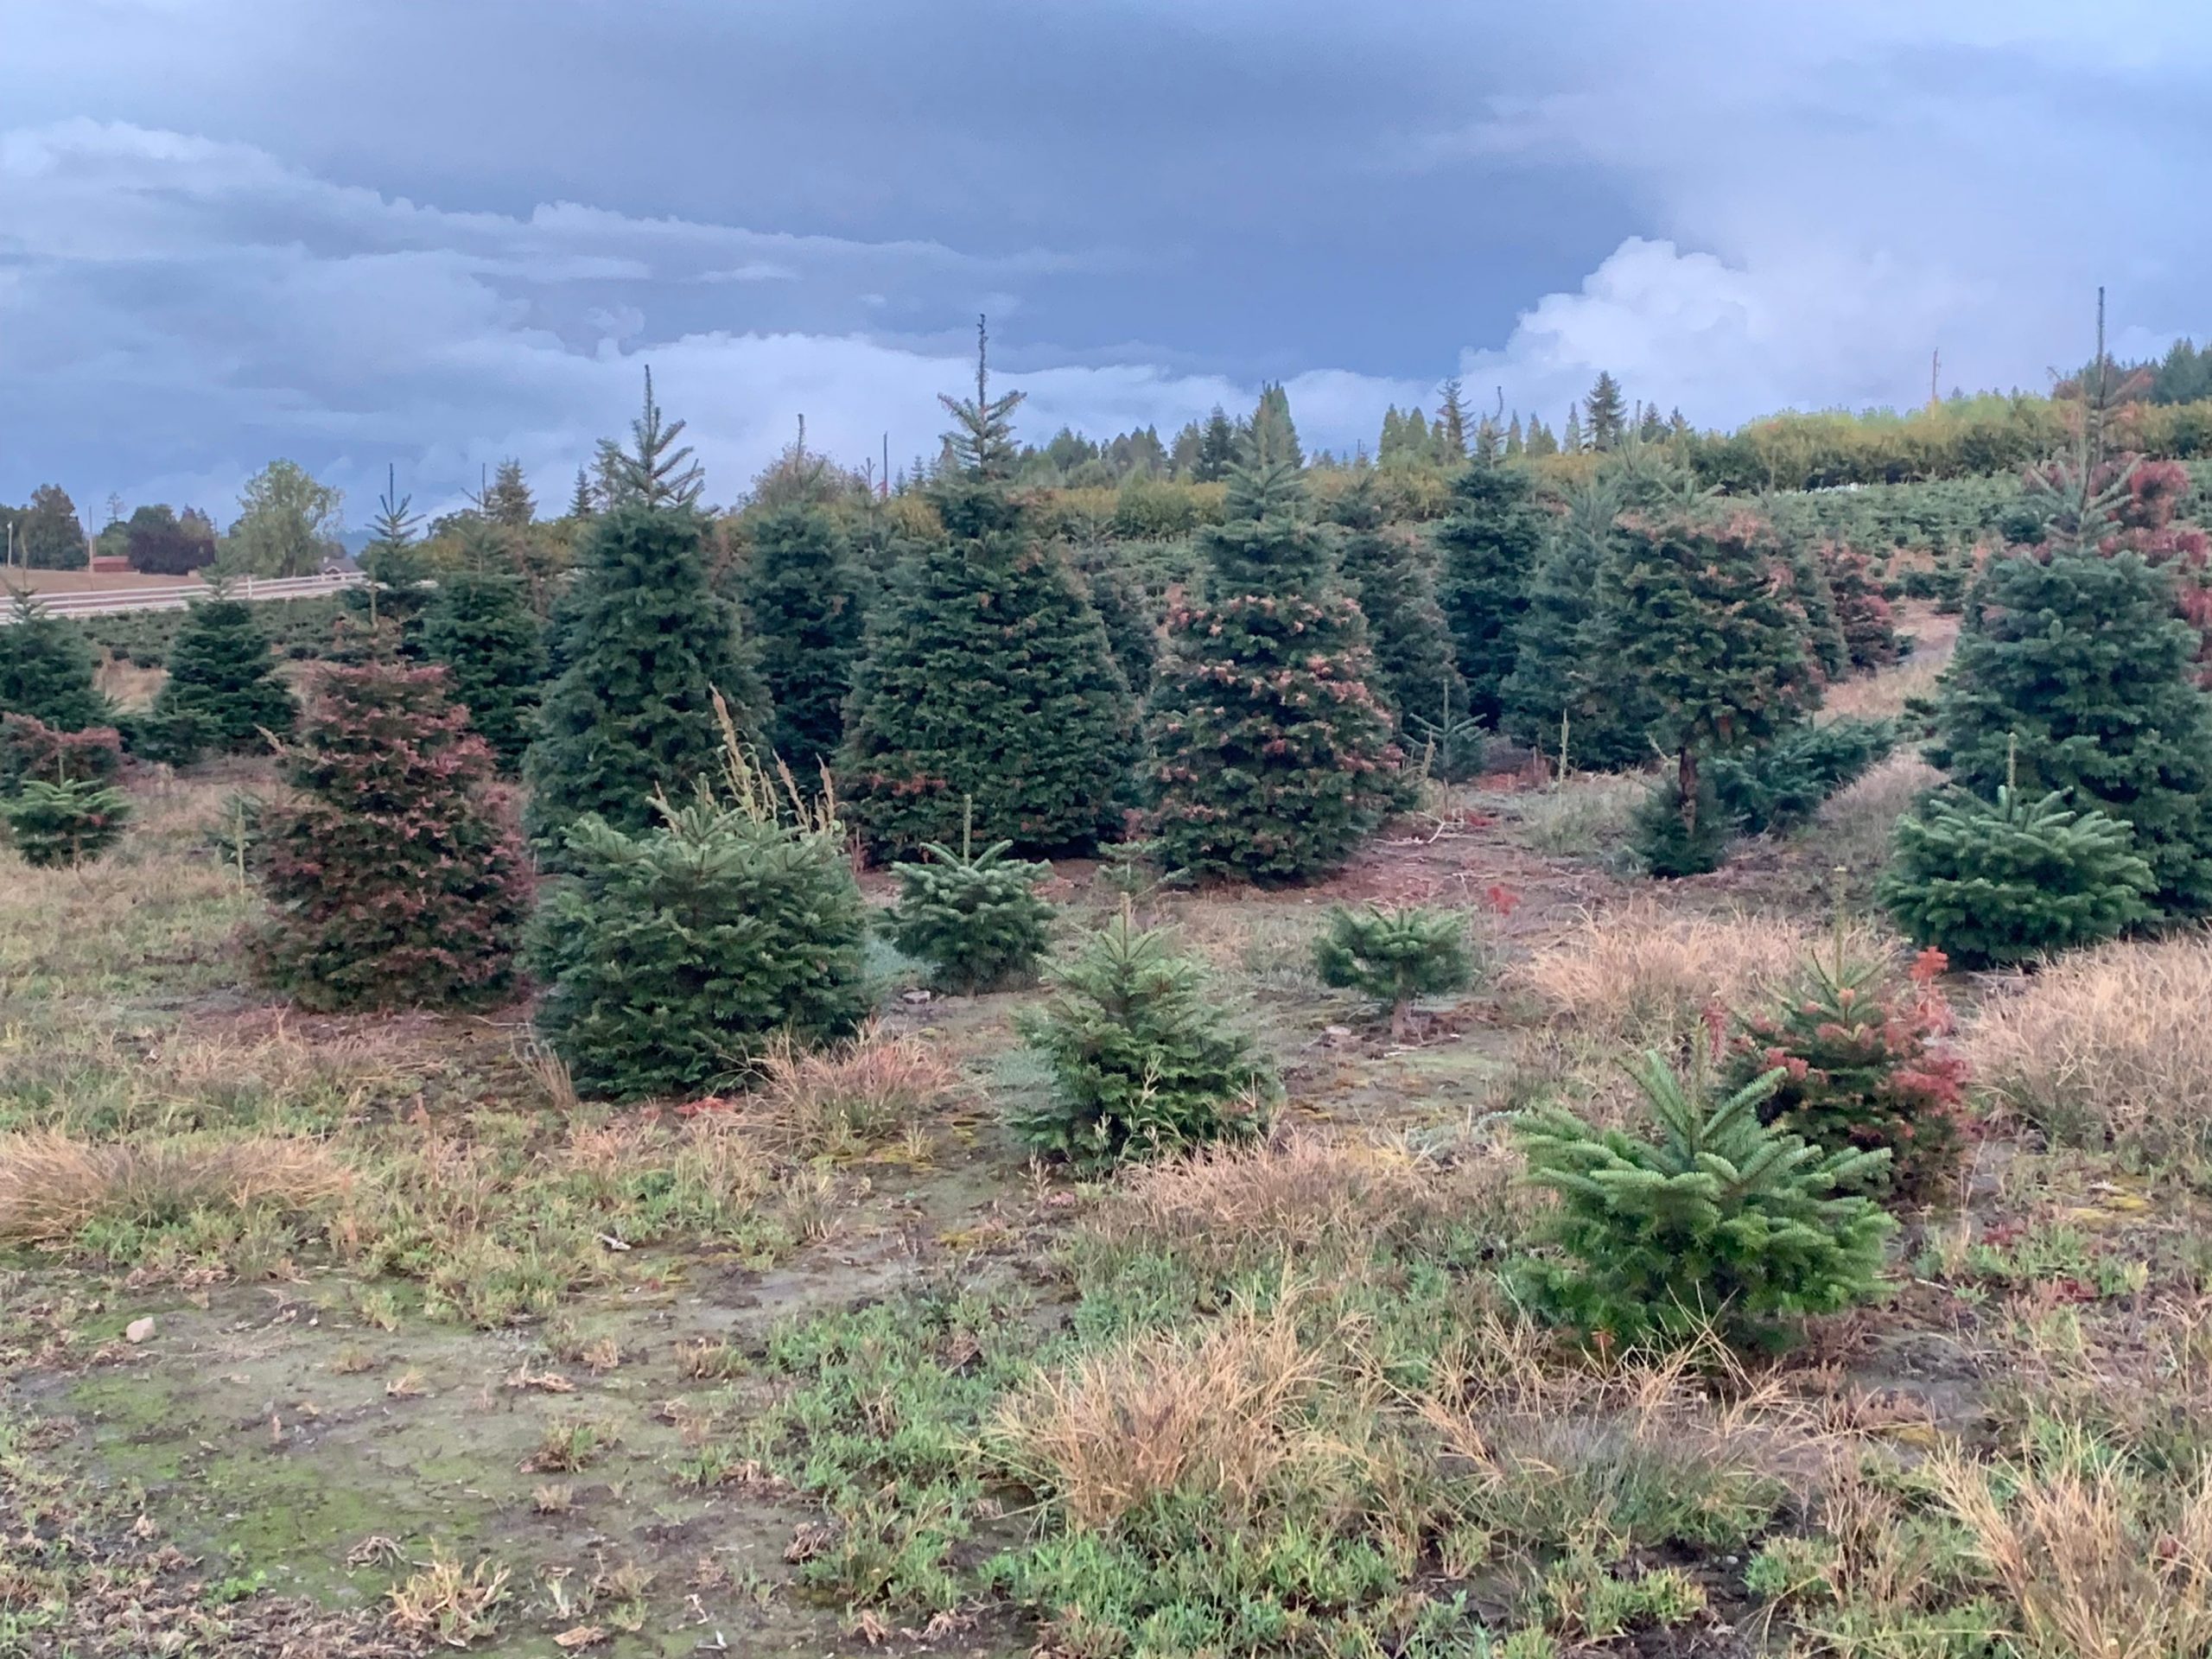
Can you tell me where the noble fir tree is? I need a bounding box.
[1192,407,1239,482]
[351,465,434,647]
[1435,458,1548,725]
[1073,542,1160,699]
[481,458,535,528]
[566,466,596,520]
[421,528,546,773]
[1433,378,1471,462]
[1562,405,1585,454]
[254,658,531,1011]
[840,321,1136,855]
[1250,382,1303,469]
[1596,511,1820,852]
[0,591,107,731]
[1328,472,1465,741]
[145,585,298,760]
[1584,372,1627,451]
[525,386,768,843]
[594,365,705,510]
[1927,545,2212,917]
[1147,444,1399,884]
[741,499,864,779]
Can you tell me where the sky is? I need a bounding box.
[4,0,2210,526]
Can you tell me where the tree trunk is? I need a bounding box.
[1677,745,1699,834]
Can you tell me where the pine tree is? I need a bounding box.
[1927,547,2212,917]
[1434,378,1471,461]
[1329,473,1465,740]
[841,323,1135,856]
[886,820,1055,993]
[146,588,297,760]
[1147,449,1399,884]
[1514,1054,1894,1351]
[1504,414,1525,458]
[1562,406,1585,454]
[567,466,596,520]
[1525,418,1559,459]
[741,500,863,778]
[594,365,705,510]
[421,551,545,773]
[0,591,106,730]
[1584,372,1627,451]
[1194,406,1239,482]
[524,505,767,844]
[482,458,535,528]
[1251,382,1303,469]
[255,659,532,1011]
[1594,512,1820,842]
[1313,903,1476,1039]
[352,465,434,647]
[1435,460,1547,725]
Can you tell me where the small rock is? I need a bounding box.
[900,988,933,1004]
[1323,1025,1354,1045]
[124,1317,155,1344]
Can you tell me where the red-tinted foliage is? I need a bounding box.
[1818,541,1903,671]
[0,713,124,789]
[254,658,532,1012]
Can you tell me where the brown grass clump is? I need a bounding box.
[1961,935,2212,1164]
[743,1023,963,1157]
[0,1128,353,1243]
[1510,904,1896,1048]
[1929,1431,2212,1659]
[1815,752,1943,879]
[384,1550,512,1648]
[1084,1129,1517,1274]
[991,1297,1363,1530]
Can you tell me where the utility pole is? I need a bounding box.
[1929,348,1941,410]
[881,433,890,499]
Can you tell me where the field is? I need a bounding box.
[6,610,2212,1659]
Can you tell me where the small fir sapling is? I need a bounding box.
[886,799,1056,993]
[1313,903,1478,1039]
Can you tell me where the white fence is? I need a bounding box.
[1,571,364,622]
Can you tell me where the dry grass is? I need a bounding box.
[1510,903,1897,1049]
[1084,1128,1520,1274]
[1508,772,1651,861]
[1961,935,2212,1164]
[1929,1431,2212,1659]
[92,657,164,713]
[1821,655,1947,723]
[0,1128,353,1243]
[991,1296,1361,1529]
[1814,752,1942,880]
[384,1551,512,1649]
[742,1023,964,1158]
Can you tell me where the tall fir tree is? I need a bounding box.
[1434,378,1471,461]
[1585,372,1628,451]
[1251,382,1304,469]
[566,465,596,520]
[1073,542,1160,699]
[840,320,1136,855]
[526,505,766,843]
[1526,418,1560,458]
[351,465,433,649]
[1928,546,2212,917]
[1594,511,1820,836]
[741,499,863,778]
[1435,460,1548,725]
[594,365,705,510]
[1504,414,1525,458]
[1562,405,1585,454]
[481,458,535,528]
[1147,447,1399,884]
[147,587,297,758]
[1193,406,1239,482]
[421,535,546,774]
[1329,473,1466,738]
[0,591,106,730]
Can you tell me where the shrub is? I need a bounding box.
[0,712,123,791]
[1013,914,1275,1165]
[1512,1053,1895,1350]
[0,591,108,731]
[1710,717,1897,837]
[1878,786,2153,968]
[1312,904,1477,1037]
[2,776,131,868]
[532,799,869,1103]
[885,834,1054,993]
[1720,950,1969,1202]
[146,591,297,760]
[253,659,533,1012]
[1961,935,2212,1166]
[1630,770,1732,877]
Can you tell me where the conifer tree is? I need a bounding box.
[1073,543,1160,698]
[1505,414,1525,458]
[594,365,705,510]
[1821,542,1903,670]
[1525,418,1559,459]
[1584,372,1627,451]
[481,458,535,528]
[1147,446,1398,884]
[1435,460,1547,725]
[351,465,434,648]
[1251,382,1303,468]
[1595,512,1820,843]
[1193,406,1239,482]
[1329,474,1465,739]
[741,499,863,777]
[0,591,106,731]
[567,466,596,520]
[421,543,545,773]
[1434,378,1471,461]
[255,659,531,1011]
[146,586,297,760]
[1562,406,1585,454]
[840,321,1135,855]
[525,503,766,843]
[1927,546,2212,917]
